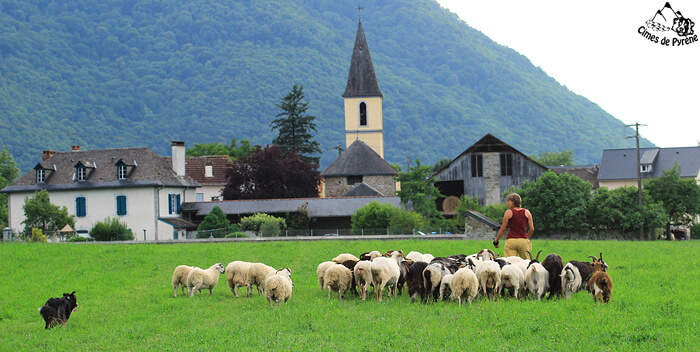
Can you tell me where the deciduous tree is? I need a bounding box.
[0,148,20,228]
[222,145,321,200]
[530,149,575,166]
[644,165,700,238]
[394,159,443,219]
[186,138,254,161]
[21,190,75,236]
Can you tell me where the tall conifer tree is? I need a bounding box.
[271,84,321,164]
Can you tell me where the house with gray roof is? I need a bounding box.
[1,142,200,240]
[598,147,700,189]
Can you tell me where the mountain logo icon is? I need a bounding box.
[645,2,694,36]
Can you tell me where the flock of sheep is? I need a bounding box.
[317,249,613,305]
[170,248,613,308]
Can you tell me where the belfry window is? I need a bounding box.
[359,102,367,126]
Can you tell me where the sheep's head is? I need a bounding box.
[215,263,225,273]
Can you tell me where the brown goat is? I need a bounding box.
[588,255,612,303]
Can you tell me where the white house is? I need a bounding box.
[1,142,200,240]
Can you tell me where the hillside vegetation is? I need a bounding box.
[0,0,651,171]
[1,240,696,350]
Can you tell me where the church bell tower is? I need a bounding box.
[343,20,384,158]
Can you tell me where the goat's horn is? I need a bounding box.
[526,251,533,260]
[599,252,604,262]
[588,255,599,262]
[535,250,542,261]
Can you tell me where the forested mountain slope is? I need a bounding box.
[0,0,650,171]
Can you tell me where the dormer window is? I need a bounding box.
[641,164,652,173]
[77,166,86,181]
[359,102,368,126]
[36,169,45,183]
[205,165,213,178]
[118,165,127,179]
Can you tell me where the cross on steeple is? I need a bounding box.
[357,5,363,20]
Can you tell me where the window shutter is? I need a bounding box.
[76,197,86,217]
[117,195,127,215]
[168,194,173,214]
[176,194,181,214]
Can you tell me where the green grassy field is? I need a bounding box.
[1,239,698,351]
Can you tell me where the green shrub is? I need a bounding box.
[31,228,47,242]
[389,209,428,232]
[227,222,240,233]
[240,213,285,237]
[67,236,90,242]
[351,201,397,235]
[197,206,229,238]
[691,223,700,240]
[225,232,248,238]
[90,217,134,241]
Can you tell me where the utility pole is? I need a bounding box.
[627,123,646,240]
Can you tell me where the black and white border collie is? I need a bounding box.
[39,291,78,329]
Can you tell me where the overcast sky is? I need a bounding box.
[436,0,700,149]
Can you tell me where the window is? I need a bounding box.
[500,154,513,176]
[641,164,652,173]
[116,195,127,216]
[77,167,86,181]
[36,169,45,183]
[173,231,179,240]
[196,193,204,202]
[471,154,483,177]
[347,175,363,186]
[205,165,213,178]
[76,197,86,217]
[168,194,181,215]
[359,102,367,126]
[118,165,127,180]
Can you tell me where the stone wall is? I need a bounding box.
[463,217,498,240]
[483,153,501,205]
[324,175,396,198]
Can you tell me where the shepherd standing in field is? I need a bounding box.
[493,193,534,259]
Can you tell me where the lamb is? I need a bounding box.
[187,263,225,297]
[316,261,336,290]
[323,264,354,300]
[525,251,549,300]
[423,262,452,303]
[172,265,199,298]
[265,268,293,308]
[332,253,359,264]
[449,267,479,306]
[475,260,501,300]
[541,253,564,299]
[500,263,525,299]
[370,251,403,302]
[560,260,594,299]
[406,261,429,303]
[589,255,613,303]
[354,260,373,300]
[438,274,454,301]
[248,263,276,296]
[226,261,252,298]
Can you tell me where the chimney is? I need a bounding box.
[171,141,186,176]
[42,150,56,161]
[71,145,81,151]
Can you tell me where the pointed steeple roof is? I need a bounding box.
[343,20,383,98]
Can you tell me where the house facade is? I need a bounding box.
[598,147,700,189]
[1,142,200,240]
[185,155,233,202]
[433,134,548,206]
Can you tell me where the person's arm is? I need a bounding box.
[494,210,512,246]
[526,209,534,238]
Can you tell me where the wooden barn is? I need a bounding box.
[433,134,547,207]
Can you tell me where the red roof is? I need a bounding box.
[185,156,232,185]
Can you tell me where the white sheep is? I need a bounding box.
[475,260,501,300]
[324,264,354,300]
[525,262,550,300]
[332,253,360,264]
[360,251,382,261]
[370,251,403,302]
[187,263,225,297]
[406,251,435,263]
[247,263,276,296]
[449,267,479,306]
[264,268,293,308]
[500,264,525,299]
[171,265,199,298]
[438,274,454,301]
[353,260,373,300]
[316,261,336,290]
[225,261,252,298]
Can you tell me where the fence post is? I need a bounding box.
[362,229,364,236]
[311,229,313,237]
[387,228,389,236]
